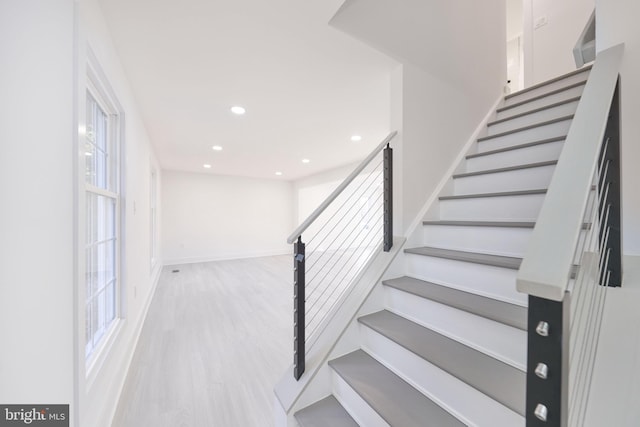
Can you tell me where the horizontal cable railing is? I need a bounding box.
[290,131,397,380]
[517,44,623,426]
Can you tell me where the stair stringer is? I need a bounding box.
[274,95,503,427]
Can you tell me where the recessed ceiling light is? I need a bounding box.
[302,158,310,164]
[230,106,246,115]
[351,135,362,142]
[212,145,223,151]
[203,164,212,169]
[275,171,283,176]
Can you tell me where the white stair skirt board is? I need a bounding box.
[477,117,573,153]
[497,83,586,121]
[384,286,527,371]
[422,224,532,257]
[438,192,546,222]
[359,329,525,427]
[405,253,527,306]
[453,163,556,194]
[331,371,390,427]
[487,99,580,136]
[465,139,565,172]
[503,69,590,107]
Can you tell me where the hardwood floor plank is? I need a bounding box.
[112,255,292,427]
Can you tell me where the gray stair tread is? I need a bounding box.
[453,160,557,179]
[439,188,546,200]
[504,65,591,100]
[358,311,526,416]
[329,350,464,427]
[498,81,587,113]
[295,396,359,427]
[404,246,522,269]
[488,96,581,127]
[383,276,527,330]
[422,220,535,228]
[477,115,574,142]
[467,136,566,159]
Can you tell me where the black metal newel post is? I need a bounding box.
[293,236,306,380]
[599,80,622,287]
[525,296,568,427]
[383,143,393,252]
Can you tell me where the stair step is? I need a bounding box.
[497,82,586,119]
[440,188,546,201]
[452,161,556,194]
[468,136,566,159]
[404,247,522,269]
[359,311,526,416]
[438,192,545,222]
[503,65,591,107]
[477,116,572,153]
[329,350,465,427]
[487,98,579,136]
[422,220,535,228]
[489,97,580,127]
[383,276,528,330]
[453,160,557,178]
[421,221,533,257]
[295,396,359,427]
[465,137,565,173]
[478,115,574,142]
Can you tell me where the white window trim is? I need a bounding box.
[83,50,127,382]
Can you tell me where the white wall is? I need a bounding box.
[293,163,354,225]
[162,171,293,264]
[77,2,165,426]
[0,1,163,426]
[596,0,640,255]
[391,62,504,234]
[0,0,75,415]
[523,0,594,86]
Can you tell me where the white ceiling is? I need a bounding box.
[98,0,398,180]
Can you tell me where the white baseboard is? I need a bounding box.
[163,249,291,266]
[103,263,163,426]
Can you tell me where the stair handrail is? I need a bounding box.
[517,44,624,301]
[289,130,397,381]
[518,44,623,425]
[287,131,397,244]
[573,10,596,68]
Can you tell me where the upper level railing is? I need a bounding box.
[516,44,624,425]
[573,10,596,68]
[289,131,397,380]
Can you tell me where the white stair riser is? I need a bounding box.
[466,141,564,173]
[331,371,390,427]
[497,85,585,121]
[454,165,555,194]
[405,254,527,306]
[383,287,527,371]
[503,72,589,107]
[478,119,572,153]
[488,100,579,136]
[438,194,545,222]
[422,225,532,257]
[359,327,525,427]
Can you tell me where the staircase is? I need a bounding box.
[293,66,592,427]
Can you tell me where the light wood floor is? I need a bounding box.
[112,255,292,427]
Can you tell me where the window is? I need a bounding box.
[84,79,121,361]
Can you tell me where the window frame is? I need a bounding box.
[83,56,124,372]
